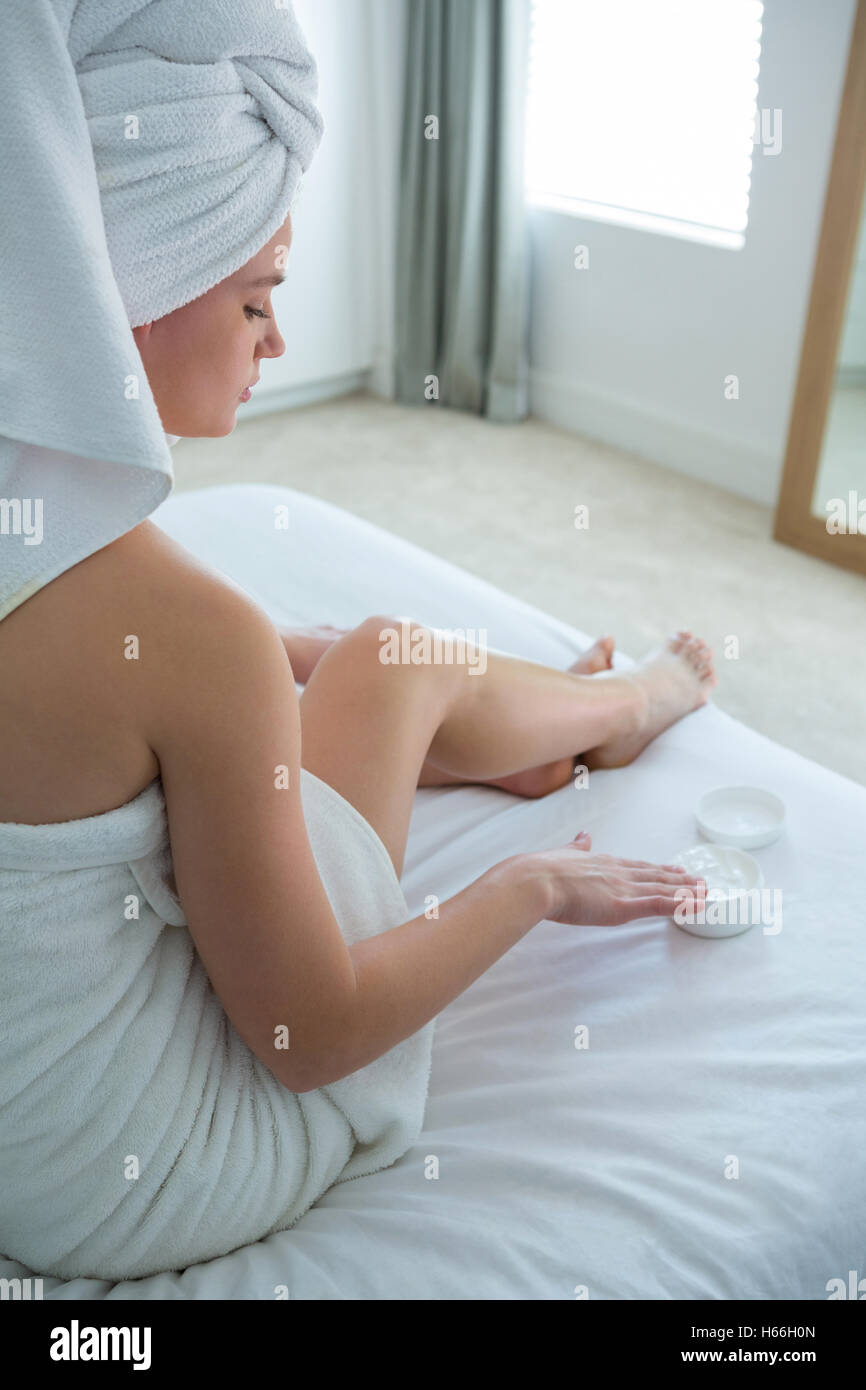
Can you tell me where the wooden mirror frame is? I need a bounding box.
[773,0,866,576]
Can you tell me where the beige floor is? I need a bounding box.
[171,390,866,787]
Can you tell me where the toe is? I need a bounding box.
[685,638,715,676]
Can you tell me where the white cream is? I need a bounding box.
[674,844,762,895]
[705,804,776,836]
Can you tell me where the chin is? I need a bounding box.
[165,412,237,439]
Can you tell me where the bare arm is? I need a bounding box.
[137,549,361,1095]
[325,847,701,1090]
[311,858,547,1088]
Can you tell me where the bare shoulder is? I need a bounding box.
[80,518,290,760]
[0,518,277,823]
[1,516,252,648]
[98,518,275,678]
[117,522,290,745]
[98,517,256,619]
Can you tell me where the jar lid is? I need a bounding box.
[695,785,785,849]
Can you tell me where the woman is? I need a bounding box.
[0,1,709,1281]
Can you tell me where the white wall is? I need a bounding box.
[251,0,858,511]
[243,0,389,416]
[527,0,860,505]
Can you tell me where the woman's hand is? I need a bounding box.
[531,831,707,926]
[279,624,351,685]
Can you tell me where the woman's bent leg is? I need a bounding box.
[416,755,576,797]
[416,633,616,796]
[298,615,714,878]
[299,617,474,878]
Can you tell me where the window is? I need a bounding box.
[525,0,764,250]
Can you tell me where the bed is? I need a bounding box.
[4,481,863,1300]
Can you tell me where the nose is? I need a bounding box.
[258,318,286,361]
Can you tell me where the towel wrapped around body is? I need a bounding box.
[0,770,435,1281]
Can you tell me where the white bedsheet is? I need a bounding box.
[4,482,863,1300]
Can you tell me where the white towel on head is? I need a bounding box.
[0,0,323,623]
[75,0,325,327]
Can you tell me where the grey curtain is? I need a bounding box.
[394,0,531,422]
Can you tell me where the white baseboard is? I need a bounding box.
[529,367,782,508]
[239,365,782,510]
[366,351,396,402]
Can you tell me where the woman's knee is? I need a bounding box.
[354,614,442,670]
[352,613,467,705]
[355,613,423,655]
[350,613,399,643]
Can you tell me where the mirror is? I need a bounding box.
[811,183,866,537]
[774,0,866,576]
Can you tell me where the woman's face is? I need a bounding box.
[131,213,291,438]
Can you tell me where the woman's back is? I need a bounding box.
[0,520,167,825]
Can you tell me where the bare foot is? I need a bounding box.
[569,635,615,675]
[584,631,717,769]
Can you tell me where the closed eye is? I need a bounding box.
[244,306,271,320]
